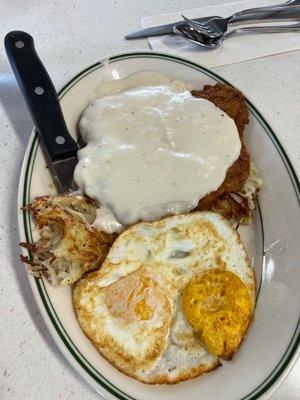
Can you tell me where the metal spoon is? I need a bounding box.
[173,22,300,48]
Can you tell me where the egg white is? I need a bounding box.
[74,211,255,383]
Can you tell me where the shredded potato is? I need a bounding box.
[209,162,262,225]
[20,195,115,285]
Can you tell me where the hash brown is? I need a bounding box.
[20,195,115,285]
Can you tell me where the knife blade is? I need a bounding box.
[4,31,79,194]
[125,16,219,39]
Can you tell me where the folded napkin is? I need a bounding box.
[141,0,300,68]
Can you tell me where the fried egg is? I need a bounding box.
[73,211,255,384]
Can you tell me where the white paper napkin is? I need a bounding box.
[141,0,300,68]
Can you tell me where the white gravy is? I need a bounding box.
[74,75,241,233]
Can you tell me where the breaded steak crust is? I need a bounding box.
[191,84,250,210]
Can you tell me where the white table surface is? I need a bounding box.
[0,1,299,399]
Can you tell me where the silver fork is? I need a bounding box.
[174,21,300,48]
[181,0,300,38]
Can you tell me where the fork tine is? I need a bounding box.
[181,15,211,34]
[182,14,206,26]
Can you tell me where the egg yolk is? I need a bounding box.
[127,276,153,321]
[104,271,155,322]
[182,269,253,359]
[134,298,153,320]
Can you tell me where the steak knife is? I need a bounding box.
[125,17,219,39]
[4,31,79,194]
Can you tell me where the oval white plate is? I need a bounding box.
[18,51,300,400]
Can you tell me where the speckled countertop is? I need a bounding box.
[0,1,299,399]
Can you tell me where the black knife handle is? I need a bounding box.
[4,31,78,162]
